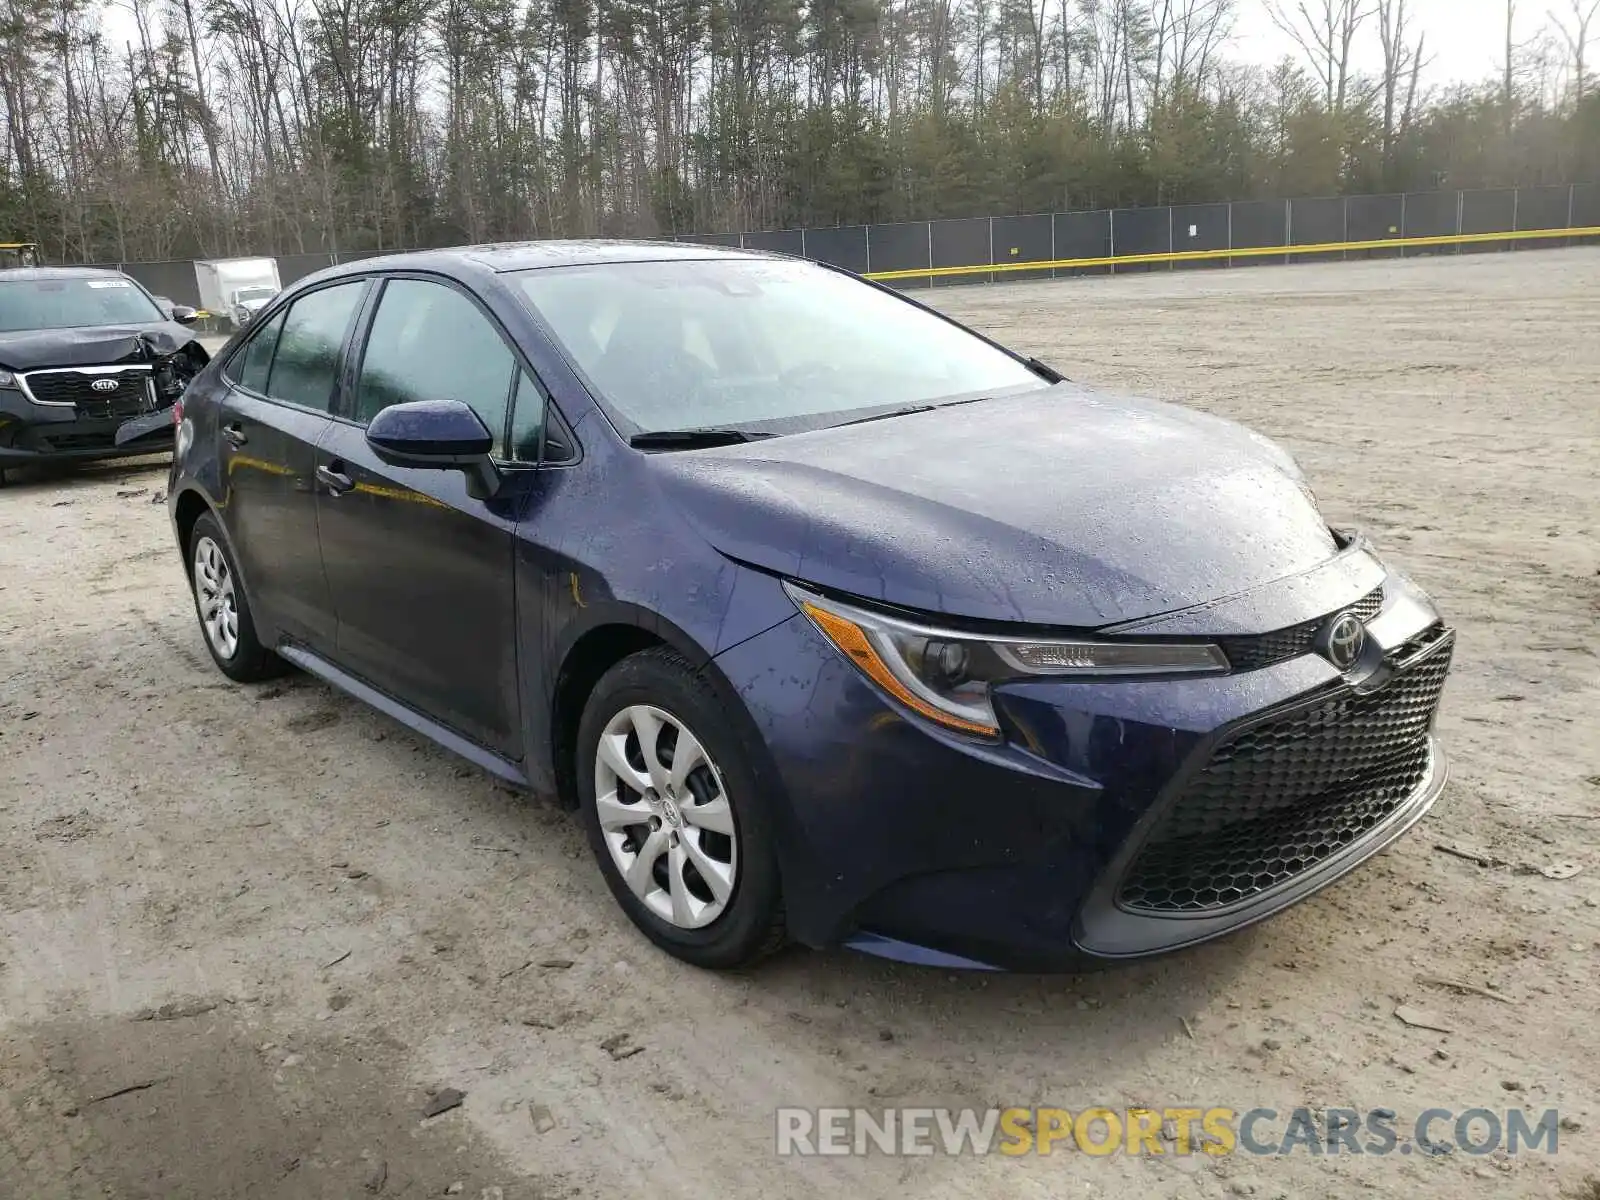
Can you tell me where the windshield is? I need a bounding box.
[235,287,275,302]
[0,277,164,332]
[514,258,1047,437]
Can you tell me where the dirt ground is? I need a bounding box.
[1,248,1596,1199]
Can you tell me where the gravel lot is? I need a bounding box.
[2,249,1597,1199]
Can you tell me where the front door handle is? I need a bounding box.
[222,423,247,448]
[316,463,354,496]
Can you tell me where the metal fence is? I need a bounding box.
[91,183,1600,308]
[695,183,1600,288]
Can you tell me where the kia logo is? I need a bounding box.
[91,378,120,392]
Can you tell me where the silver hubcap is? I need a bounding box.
[193,536,240,660]
[594,704,737,929]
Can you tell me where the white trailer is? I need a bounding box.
[194,257,281,330]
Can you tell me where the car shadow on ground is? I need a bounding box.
[261,659,1272,1046]
[0,454,171,495]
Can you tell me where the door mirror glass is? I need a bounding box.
[365,399,501,498]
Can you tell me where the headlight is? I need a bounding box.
[787,583,1228,739]
[0,370,16,389]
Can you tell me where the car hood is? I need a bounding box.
[648,385,1341,628]
[0,323,201,371]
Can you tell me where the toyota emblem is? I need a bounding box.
[91,378,120,392]
[1320,611,1367,671]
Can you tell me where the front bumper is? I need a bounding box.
[0,386,174,463]
[712,567,1453,971]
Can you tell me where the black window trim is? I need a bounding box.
[336,269,580,470]
[219,277,372,418]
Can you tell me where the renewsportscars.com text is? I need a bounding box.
[774,1106,1562,1158]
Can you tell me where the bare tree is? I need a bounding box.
[0,0,1593,263]
[1504,0,1517,131]
[1375,0,1427,175]
[175,0,225,197]
[1150,0,1235,107]
[1550,0,1600,101]
[1269,0,1374,111]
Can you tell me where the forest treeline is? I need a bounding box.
[0,0,1597,263]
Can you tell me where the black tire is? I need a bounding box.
[186,511,285,683]
[576,646,786,969]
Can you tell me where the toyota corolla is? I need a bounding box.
[165,241,1453,971]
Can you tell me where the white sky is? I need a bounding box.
[94,0,1520,91]
[1234,0,1512,87]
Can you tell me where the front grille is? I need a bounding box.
[22,369,153,417]
[1218,587,1384,671]
[1118,629,1451,914]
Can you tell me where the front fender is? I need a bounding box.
[523,547,800,799]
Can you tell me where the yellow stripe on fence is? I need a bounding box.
[860,224,1600,282]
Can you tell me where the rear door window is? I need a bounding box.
[232,311,285,394]
[265,282,366,412]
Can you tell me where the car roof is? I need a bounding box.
[325,239,774,277]
[0,266,132,282]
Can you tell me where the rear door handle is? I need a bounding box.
[222,423,247,448]
[316,463,354,496]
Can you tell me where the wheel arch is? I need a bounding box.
[172,486,215,573]
[549,619,670,810]
[172,487,278,649]
[547,605,764,813]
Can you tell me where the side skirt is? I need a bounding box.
[275,641,530,789]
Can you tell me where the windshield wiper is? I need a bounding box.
[827,405,936,430]
[629,428,770,450]
[1025,357,1065,383]
[826,395,991,431]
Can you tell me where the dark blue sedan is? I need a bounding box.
[166,241,1454,971]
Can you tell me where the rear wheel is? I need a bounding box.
[188,511,284,682]
[576,646,785,968]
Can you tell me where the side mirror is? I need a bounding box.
[366,399,501,499]
[170,305,199,326]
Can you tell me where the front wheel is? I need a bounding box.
[576,647,785,969]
